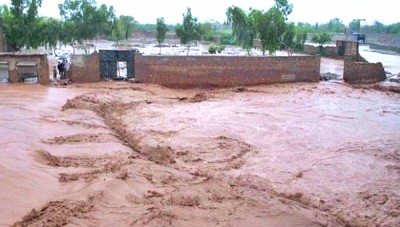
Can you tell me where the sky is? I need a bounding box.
[0,0,398,26]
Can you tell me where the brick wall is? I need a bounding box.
[68,53,100,83]
[135,55,320,88]
[303,45,337,57]
[343,56,386,84]
[0,53,49,85]
[337,41,359,56]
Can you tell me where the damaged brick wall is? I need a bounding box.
[303,45,337,57]
[135,55,320,88]
[0,53,49,85]
[68,53,100,83]
[343,56,386,84]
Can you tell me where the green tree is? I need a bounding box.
[109,15,123,44]
[349,20,361,33]
[312,31,332,54]
[59,0,115,54]
[297,22,316,34]
[35,17,61,53]
[156,17,168,54]
[274,0,293,19]
[364,20,386,34]
[320,18,345,33]
[58,20,80,53]
[175,8,201,55]
[118,15,137,41]
[253,7,286,55]
[282,23,295,54]
[1,0,43,51]
[387,22,400,34]
[226,6,256,55]
[293,28,307,52]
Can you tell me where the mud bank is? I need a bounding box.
[1,82,399,226]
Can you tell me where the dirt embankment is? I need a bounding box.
[8,82,400,226]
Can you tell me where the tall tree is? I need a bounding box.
[282,23,307,55]
[274,0,293,19]
[175,8,201,55]
[312,31,332,54]
[35,17,61,53]
[282,22,296,54]
[320,18,345,33]
[118,15,137,41]
[109,14,123,44]
[226,6,256,55]
[2,0,42,51]
[293,28,307,52]
[253,7,286,55]
[156,17,168,54]
[59,0,114,54]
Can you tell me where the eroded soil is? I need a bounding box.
[1,82,399,226]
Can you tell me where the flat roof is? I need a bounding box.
[16,62,37,66]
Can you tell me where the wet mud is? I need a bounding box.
[1,82,399,226]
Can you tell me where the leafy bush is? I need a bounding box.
[208,45,225,54]
[220,33,235,45]
[217,45,225,53]
[208,45,217,54]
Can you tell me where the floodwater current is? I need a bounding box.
[0,82,399,226]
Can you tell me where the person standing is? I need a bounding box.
[53,66,57,80]
[57,62,64,79]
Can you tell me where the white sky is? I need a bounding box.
[0,0,398,25]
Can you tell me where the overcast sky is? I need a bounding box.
[0,0,398,25]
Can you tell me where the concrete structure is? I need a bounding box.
[135,55,321,88]
[343,56,386,84]
[0,53,49,85]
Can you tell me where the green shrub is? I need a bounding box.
[217,45,225,53]
[220,33,235,45]
[208,45,217,54]
[209,45,225,54]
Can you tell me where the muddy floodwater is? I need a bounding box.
[0,82,399,226]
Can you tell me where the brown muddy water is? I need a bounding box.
[0,82,399,226]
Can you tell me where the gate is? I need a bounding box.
[100,50,136,79]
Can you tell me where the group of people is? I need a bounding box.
[53,60,69,80]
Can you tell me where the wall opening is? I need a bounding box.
[117,61,127,78]
[16,62,38,83]
[0,62,9,83]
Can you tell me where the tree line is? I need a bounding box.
[0,0,137,52]
[0,0,398,54]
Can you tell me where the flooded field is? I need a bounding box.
[1,81,399,226]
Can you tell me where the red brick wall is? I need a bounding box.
[69,53,100,83]
[343,56,386,84]
[0,53,49,85]
[135,55,320,88]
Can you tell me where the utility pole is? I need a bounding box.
[353,19,366,33]
[352,19,366,44]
